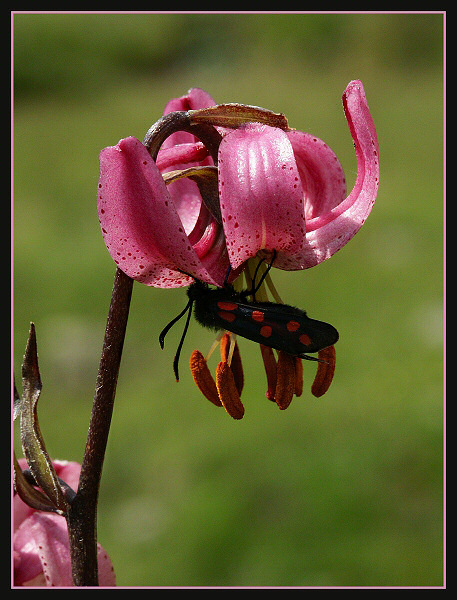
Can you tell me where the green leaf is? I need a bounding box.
[20,323,69,513]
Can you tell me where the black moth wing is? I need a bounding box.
[189,281,338,357]
[226,300,339,356]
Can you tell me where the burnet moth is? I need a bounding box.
[159,252,339,381]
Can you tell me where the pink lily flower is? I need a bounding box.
[97,81,379,416]
[13,459,116,587]
[98,80,379,285]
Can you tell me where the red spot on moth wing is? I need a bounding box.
[217,301,238,311]
[218,310,237,323]
[299,333,312,346]
[251,310,265,322]
[260,325,273,338]
[286,320,300,332]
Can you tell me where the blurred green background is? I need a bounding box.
[13,12,444,587]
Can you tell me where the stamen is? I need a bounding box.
[311,345,336,398]
[220,333,244,396]
[220,332,235,364]
[264,271,283,304]
[242,254,283,304]
[294,357,304,397]
[244,258,270,302]
[259,344,277,402]
[243,260,255,296]
[274,351,296,410]
[206,331,224,362]
[216,362,245,420]
[190,350,222,407]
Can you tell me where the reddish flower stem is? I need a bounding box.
[66,267,133,586]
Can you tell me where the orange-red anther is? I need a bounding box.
[220,333,244,396]
[190,350,222,407]
[220,332,231,361]
[274,351,296,410]
[311,345,336,398]
[260,344,277,402]
[294,357,304,397]
[216,361,245,420]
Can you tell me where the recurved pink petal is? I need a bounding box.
[158,91,217,229]
[281,80,380,269]
[163,87,217,115]
[98,136,228,287]
[156,142,212,244]
[155,142,210,172]
[161,88,217,149]
[286,130,347,219]
[218,123,306,270]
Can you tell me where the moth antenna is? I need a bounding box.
[299,354,327,363]
[173,299,194,382]
[159,298,193,349]
[223,264,232,286]
[252,249,277,297]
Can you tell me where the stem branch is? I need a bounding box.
[66,268,133,586]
